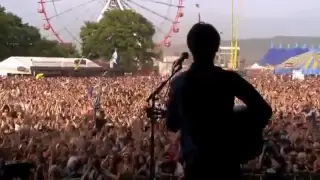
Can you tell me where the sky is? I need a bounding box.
[1,0,320,45]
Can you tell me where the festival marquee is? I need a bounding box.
[258,47,309,66]
[274,50,320,75]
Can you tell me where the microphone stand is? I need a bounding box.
[146,65,182,180]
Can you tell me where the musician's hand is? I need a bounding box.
[146,107,166,118]
[155,108,166,117]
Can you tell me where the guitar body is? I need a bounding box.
[233,105,267,164]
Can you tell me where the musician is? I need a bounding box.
[166,22,272,180]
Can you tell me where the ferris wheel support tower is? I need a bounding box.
[97,0,125,22]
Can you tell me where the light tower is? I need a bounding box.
[97,0,125,22]
[229,0,240,70]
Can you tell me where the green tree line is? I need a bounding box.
[0,6,79,61]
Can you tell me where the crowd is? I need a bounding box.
[0,75,182,180]
[1,71,320,179]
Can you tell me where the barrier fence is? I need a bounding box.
[63,174,320,180]
[243,173,320,180]
[119,174,320,180]
[63,175,180,180]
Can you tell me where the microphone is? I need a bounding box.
[172,52,189,69]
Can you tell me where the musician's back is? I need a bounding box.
[166,22,272,180]
[169,64,242,179]
[183,65,238,143]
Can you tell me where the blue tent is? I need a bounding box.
[310,48,320,52]
[274,50,320,75]
[258,47,309,66]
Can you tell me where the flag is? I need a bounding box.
[74,64,79,71]
[35,73,44,80]
[74,59,81,71]
[110,49,118,69]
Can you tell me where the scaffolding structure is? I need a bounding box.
[229,0,241,70]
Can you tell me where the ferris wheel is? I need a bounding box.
[37,0,185,47]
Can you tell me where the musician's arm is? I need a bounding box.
[166,79,181,133]
[232,72,272,125]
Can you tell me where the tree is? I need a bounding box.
[80,9,159,72]
[0,6,80,60]
[59,43,80,57]
[29,39,80,58]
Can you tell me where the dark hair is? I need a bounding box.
[187,22,221,63]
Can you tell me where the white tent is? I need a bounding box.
[246,63,265,70]
[0,56,103,76]
[9,56,100,68]
[163,56,179,63]
[0,57,32,75]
